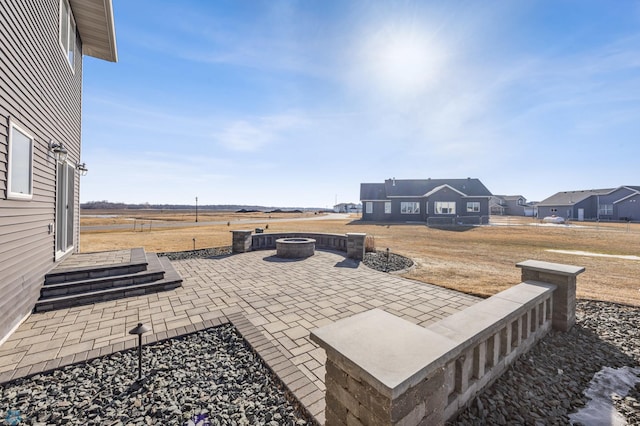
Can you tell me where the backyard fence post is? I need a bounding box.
[516,260,585,331]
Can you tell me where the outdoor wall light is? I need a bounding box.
[48,140,68,162]
[76,162,88,176]
[129,322,151,380]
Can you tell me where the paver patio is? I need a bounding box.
[0,249,480,423]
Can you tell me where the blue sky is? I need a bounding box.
[81,0,640,208]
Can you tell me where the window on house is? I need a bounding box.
[599,204,613,215]
[435,201,456,214]
[7,121,34,200]
[467,202,480,213]
[400,202,420,214]
[517,198,524,205]
[59,0,76,68]
[365,202,373,214]
[550,208,558,213]
[384,201,391,214]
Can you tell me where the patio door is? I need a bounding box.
[56,162,75,257]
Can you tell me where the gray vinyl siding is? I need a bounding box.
[389,199,422,222]
[0,0,83,339]
[362,201,389,222]
[616,194,640,221]
[428,191,464,217]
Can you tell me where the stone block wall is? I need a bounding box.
[311,260,585,425]
[231,230,253,253]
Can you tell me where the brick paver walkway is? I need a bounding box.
[0,249,479,423]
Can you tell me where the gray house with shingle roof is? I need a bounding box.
[537,186,640,221]
[360,178,492,223]
[490,195,536,216]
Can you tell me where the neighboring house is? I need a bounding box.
[360,178,492,223]
[333,203,362,213]
[0,1,117,341]
[537,186,640,221]
[490,195,535,217]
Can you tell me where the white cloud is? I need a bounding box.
[214,114,308,152]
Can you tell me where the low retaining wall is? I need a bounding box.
[254,233,347,252]
[310,260,585,425]
[231,231,367,260]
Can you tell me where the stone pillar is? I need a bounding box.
[346,233,366,261]
[231,230,253,253]
[310,309,455,426]
[516,260,585,332]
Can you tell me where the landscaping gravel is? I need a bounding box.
[157,247,232,261]
[0,324,312,426]
[363,250,414,273]
[452,300,640,425]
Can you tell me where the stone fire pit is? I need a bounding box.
[276,238,316,258]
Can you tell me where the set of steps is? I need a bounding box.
[35,248,182,312]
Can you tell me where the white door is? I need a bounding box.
[578,208,584,221]
[56,162,75,257]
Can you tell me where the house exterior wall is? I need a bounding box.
[0,0,83,340]
[389,198,422,222]
[616,194,640,221]
[537,205,564,219]
[463,196,491,217]
[504,198,526,216]
[538,199,594,220]
[427,189,465,217]
[362,201,389,222]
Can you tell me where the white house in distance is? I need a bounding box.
[333,203,362,214]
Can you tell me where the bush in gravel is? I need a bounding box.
[364,235,376,253]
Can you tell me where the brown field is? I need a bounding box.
[80,211,640,307]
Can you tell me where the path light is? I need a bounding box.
[129,322,151,380]
[48,140,68,162]
[385,248,390,272]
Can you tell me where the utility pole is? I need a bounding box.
[195,196,198,223]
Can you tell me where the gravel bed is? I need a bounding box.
[363,250,414,272]
[157,246,232,261]
[452,300,640,425]
[0,324,313,425]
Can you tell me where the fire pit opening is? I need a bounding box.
[276,237,316,258]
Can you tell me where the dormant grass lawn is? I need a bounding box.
[80,211,640,307]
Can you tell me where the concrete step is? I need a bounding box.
[45,247,148,285]
[35,253,183,312]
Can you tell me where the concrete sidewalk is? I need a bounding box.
[0,249,479,423]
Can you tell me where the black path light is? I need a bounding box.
[129,322,151,380]
[385,247,390,272]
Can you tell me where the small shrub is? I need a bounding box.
[365,235,376,252]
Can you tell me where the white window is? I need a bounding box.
[384,202,391,214]
[7,121,34,200]
[59,0,76,68]
[400,202,420,214]
[435,201,456,214]
[365,202,373,214]
[599,204,613,215]
[467,202,480,213]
